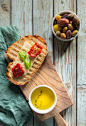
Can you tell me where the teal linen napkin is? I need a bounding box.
[0,25,33,126]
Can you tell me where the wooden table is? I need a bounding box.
[0,0,86,126]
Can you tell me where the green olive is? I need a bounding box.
[56,31,61,37]
[53,24,62,32]
[70,21,72,24]
[67,13,75,20]
[68,24,73,31]
[63,27,67,33]
[72,30,78,36]
[60,33,66,39]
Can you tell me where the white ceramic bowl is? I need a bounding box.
[29,85,57,114]
[52,10,80,41]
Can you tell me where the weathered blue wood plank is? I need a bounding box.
[34,116,54,126]
[77,0,86,125]
[33,0,53,125]
[11,0,32,38]
[0,0,10,26]
[41,117,54,126]
[33,0,53,62]
[54,0,76,126]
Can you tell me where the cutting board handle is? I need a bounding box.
[54,113,68,126]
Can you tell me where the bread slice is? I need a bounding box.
[6,35,47,85]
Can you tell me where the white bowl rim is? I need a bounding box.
[52,10,81,41]
[29,85,57,114]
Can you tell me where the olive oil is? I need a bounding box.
[31,87,55,110]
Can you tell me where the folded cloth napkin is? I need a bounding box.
[0,25,33,126]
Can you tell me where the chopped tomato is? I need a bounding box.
[28,43,42,57]
[12,63,24,77]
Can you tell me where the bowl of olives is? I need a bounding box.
[52,11,80,41]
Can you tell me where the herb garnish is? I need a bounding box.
[34,90,43,108]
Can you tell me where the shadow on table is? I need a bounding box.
[54,36,73,58]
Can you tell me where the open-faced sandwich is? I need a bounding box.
[6,35,47,85]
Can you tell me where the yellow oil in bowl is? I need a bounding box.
[31,86,55,110]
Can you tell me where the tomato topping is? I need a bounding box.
[12,63,24,77]
[28,43,42,57]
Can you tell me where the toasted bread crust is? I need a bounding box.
[6,35,47,85]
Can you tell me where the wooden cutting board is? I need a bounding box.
[20,54,73,126]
